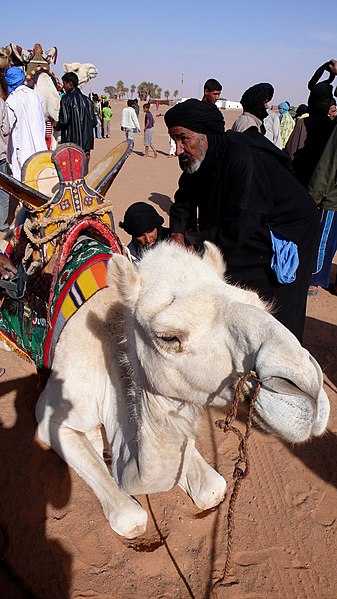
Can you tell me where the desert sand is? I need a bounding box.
[0,104,336,599]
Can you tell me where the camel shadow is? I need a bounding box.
[148,192,173,215]
[0,373,72,599]
[303,315,337,388]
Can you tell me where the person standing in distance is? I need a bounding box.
[202,78,222,104]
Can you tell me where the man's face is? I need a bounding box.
[136,227,158,248]
[204,89,221,104]
[169,126,208,174]
[62,80,73,93]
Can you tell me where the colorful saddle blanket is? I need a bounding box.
[0,236,116,371]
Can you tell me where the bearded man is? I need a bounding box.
[165,99,320,342]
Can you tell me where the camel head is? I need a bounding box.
[107,241,330,445]
[63,62,98,87]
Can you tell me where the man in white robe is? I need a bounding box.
[5,67,47,180]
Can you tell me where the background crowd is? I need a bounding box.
[0,60,337,354]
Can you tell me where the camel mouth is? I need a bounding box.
[255,375,313,400]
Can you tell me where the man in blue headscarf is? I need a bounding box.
[5,66,47,180]
[278,101,295,147]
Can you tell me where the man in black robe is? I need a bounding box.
[165,99,320,342]
[56,72,96,175]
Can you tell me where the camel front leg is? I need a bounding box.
[179,447,227,510]
[37,420,148,539]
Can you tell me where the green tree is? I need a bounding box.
[164,90,170,101]
[148,82,157,99]
[137,81,162,101]
[116,80,124,100]
[137,81,149,101]
[173,89,179,99]
[130,83,136,98]
[104,85,117,99]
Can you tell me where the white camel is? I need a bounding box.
[34,241,330,539]
[33,72,60,122]
[31,72,60,149]
[63,62,98,88]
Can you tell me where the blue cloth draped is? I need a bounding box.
[270,230,299,284]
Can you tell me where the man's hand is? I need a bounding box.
[329,59,337,75]
[0,255,16,280]
[170,232,186,247]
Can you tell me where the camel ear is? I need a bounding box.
[107,254,140,308]
[202,241,226,278]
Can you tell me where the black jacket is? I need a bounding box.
[170,129,320,341]
[58,88,95,151]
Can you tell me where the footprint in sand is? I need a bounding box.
[234,546,308,569]
[313,490,337,526]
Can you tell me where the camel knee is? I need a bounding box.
[179,451,227,510]
[107,497,148,538]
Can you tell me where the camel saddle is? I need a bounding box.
[0,143,132,372]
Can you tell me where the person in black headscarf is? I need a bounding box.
[165,98,320,342]
[119,202,169,264]
[308,59,337,93]
[294,104,309,120]
[285,60,337,187]
[232,82,274,135]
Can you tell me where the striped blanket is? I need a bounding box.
[0,236,117,371]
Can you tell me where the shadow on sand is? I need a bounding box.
[0,374,72,599]
[148,191,173,215]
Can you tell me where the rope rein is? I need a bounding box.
[23,199,115,247]
[212,370,261,595]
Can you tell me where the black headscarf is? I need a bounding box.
[119,202,164,237]
[164,98,225,134]
[307,62,335,116]
[307,82,333,116]
[240,83,274,121]
[295,104,308,118]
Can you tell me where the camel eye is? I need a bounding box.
[155,333,182,352]
[160,335,180,343]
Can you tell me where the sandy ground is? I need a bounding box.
[0,105,337,599]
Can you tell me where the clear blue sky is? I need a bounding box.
[2,0,336,105]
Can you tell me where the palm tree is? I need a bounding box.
[122,86,129,99]
[173,89,179,100]
[156,87,162,99]
[164,90,170,101]
[137,81,149,101]
[130,83,136,98]
[116,80,124,101]
[148,82,157,99]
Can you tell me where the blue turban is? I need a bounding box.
[278,102,290,116]
[5,67,25,93]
